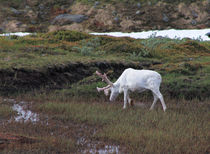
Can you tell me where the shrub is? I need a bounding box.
[101,40,151,57]
[73,37,101,56]
[180,40,210,53]
[42,30,91,42]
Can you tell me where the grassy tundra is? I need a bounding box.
[0,31,209,153]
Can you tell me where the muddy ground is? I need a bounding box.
[0,98,128,153]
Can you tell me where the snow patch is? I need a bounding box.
[91,29,210,41]
[0,29,209,41]
[0,32,32,37]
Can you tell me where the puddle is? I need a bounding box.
[77,135,122,154]
[83,144,120,154]
[12,102,39,123]
[3,99,39,123]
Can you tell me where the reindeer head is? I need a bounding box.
[96,71,119,101]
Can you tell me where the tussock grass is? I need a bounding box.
[35,98,210,153]
[0,105,14,119]
[0,98,15,119]
[1,86,210,153]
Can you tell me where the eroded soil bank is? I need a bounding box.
[0,61,143,93]
[0,60,209,99]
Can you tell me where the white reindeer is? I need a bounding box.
[96,68,167,111]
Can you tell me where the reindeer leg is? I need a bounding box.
[151,89,167,112]
[123,88,128,109]
[150,92,158,110]
[158,92,167,112]
[127,91,134,107]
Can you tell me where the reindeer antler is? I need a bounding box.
[97,85,111,92]
[96,71,113,86]
[97,85,111,96]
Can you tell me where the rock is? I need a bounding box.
[191,20,197,25]
[1,20,27,32]
[192,10,198,18]
[25,9,38,20]
[10,8,21,15]
[39,4,45,10]
[136,10,140,15]
[95,1,100,6]
[0,28,3,33]
[137,2,141,8]
[30,20,37,24]
[25,5,30,9]
[112,11,117,16]
[52,14,88,25]
[94,1,100,8]
[162,13,169,22]
[120,19,134,31]
[114,16,119,22]
[206,32,210,38]
[26,0,39,6]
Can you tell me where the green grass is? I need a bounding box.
[0,31,209,69]
[10,86,209,153]
[34,97,210,153]
[1,88,209,153]
[0,104,14,119]
[0,98,15,119]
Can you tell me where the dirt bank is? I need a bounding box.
[0,61,144,93]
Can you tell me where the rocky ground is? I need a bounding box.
[0,0,209,33]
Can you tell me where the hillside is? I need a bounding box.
[0,30,209,99]
[0,0,209,33]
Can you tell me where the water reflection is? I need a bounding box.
[12,102,39,123]
[3,99,39,123]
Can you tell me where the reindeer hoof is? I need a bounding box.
[129,100,134,107]
[163,107,167,112]
[128,99,134,107]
